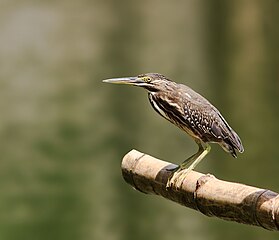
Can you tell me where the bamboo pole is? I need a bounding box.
[121,149,279,231]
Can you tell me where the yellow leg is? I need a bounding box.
[166,140,211,189]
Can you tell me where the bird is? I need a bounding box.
[103,73,244,189]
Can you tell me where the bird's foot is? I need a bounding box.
[166,170,181,189]
[165,166,180,189]
[166,168,191,190]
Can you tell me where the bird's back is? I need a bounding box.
[148,82,244,157]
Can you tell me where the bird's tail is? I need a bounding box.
[217,113,244,158]
[222,129,244,158]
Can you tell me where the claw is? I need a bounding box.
[166,166,180,189]
[166,169,182,190]
[166,168,192,190]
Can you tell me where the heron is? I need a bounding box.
[103,73,244,189]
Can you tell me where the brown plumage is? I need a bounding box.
[145,73,243,157]
[103,73,244,188]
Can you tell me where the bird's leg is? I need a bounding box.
[166,140,211,189]
[165,140,204,172]
[181,140,211,172]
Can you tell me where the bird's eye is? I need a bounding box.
[143,77,151,82]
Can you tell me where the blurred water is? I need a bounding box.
[0,0,278,239]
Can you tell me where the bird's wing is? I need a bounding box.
[180,88,244,155]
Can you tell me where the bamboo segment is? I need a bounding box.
[121,149,279,231]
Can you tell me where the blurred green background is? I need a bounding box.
[0,0,278,239]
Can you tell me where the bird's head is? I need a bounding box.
[103,73,171,92]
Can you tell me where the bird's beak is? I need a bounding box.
[102,77,145,86]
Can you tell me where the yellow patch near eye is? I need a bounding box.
[142,77,151,82]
